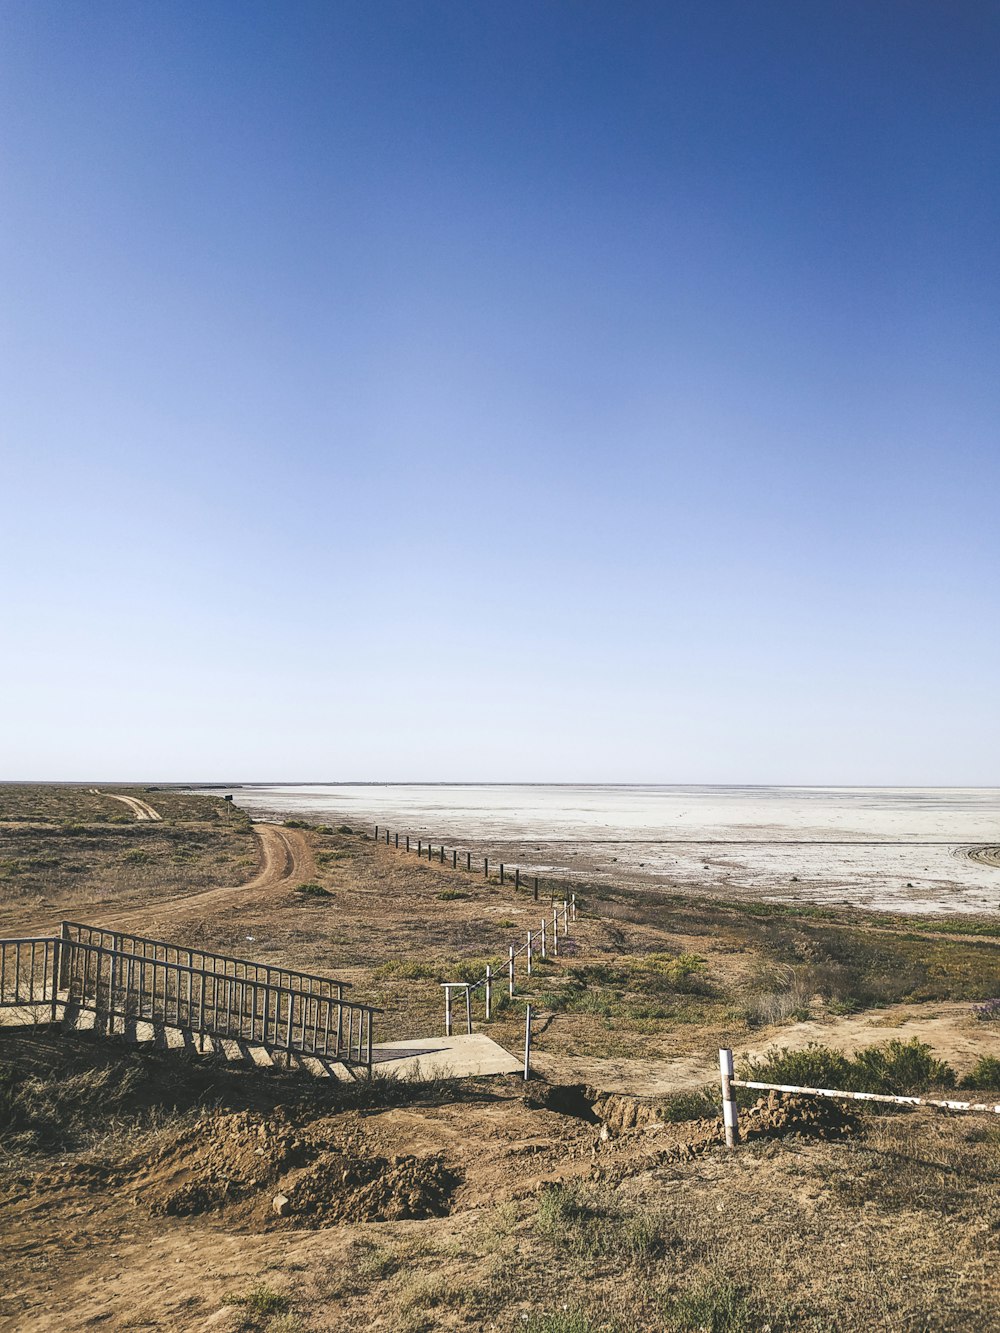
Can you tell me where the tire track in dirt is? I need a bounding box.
[104,824,311,935]
[965,845,1000,869]
[92,790,163,822]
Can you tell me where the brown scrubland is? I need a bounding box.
[1,784,998,1331]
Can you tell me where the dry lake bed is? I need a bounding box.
[193,784,1000,916]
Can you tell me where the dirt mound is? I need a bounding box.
[743,1091,858,1141]
[282,1150,458,1223]
[129,1110,310,1217]
[114,1109,461,1227]
[589,1091,663,1134]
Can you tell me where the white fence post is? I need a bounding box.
[508,945,515,998]
[485,964,492,1020]
[527,931,533,976]
[443,985,453,1037]
[720,1047,739,1147]
[540,918,547,958]
[464,985,472,1035]
[552,907,559,956]
[571,892,576,921]
[562,899,569,935]
[524,1003,532,1080]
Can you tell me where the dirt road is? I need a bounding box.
[92,790,162,821]
[106,823,312,934]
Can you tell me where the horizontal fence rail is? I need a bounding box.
[718,1048,1000,1146]
[733,1078,1000,1116]
[62,922,346,1004]
[0,923,378,1074]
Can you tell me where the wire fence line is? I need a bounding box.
[374,823,553,899]
[372,822,582,1038]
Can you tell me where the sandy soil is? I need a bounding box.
[93,790,163,821]
[104,824,311,935]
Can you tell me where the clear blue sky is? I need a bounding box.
[2,3,997,784]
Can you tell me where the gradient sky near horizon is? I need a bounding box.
[2,3,998,784]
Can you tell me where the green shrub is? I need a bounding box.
[283,819,312,829]
[743,1039,956,1096]
[960,1056,1000,1091]
[437,889,470,901]
[337,824,353,834]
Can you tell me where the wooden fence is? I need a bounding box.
[718,1047,1000,1147]
[0,923,380,1074]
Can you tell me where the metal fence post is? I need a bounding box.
[508,945,514,997]
[485,964,492,1020]
[720,1048,740,1147]
[524,1004,532,1080]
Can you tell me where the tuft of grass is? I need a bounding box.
[294,881,333,899]
[437,889,470,901]
[521,1314,598,1333]
[658,1088,719,1122]
[223,1283,289,1319]
[535,1183,667,1263]
[282,819,313,829]
[372,959,440,981]
[665,1276,768,1332]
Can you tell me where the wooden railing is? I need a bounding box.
[0,924,379,1074]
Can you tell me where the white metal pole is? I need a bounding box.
[563,899,569,935]
[485,964,492,1020]
[524,1003,532,1081]
[526,931,533,976]
[720,1047,739,1147]
[508,945,515,998]
[540,918,547,958]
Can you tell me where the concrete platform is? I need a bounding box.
[371,1033,522,1080]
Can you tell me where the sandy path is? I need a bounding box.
[104,823,311,935]
[532,1002,996,1096]
[92,790,162,821]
